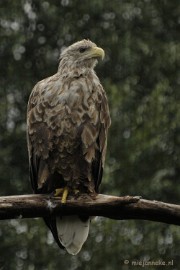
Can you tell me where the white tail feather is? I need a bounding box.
[56,215,90,255]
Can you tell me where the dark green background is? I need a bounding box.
[0,0,179,269]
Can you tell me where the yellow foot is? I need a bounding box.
[61,187,69,204]
[54,187,69,204]
[54,188,64,197]
[54,187,80,203]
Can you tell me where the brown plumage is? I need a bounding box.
[27,39,111,254]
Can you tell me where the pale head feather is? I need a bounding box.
[58,39,103,77]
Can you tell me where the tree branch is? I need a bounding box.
[0,194,179,225]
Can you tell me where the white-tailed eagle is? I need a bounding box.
[27,39,111,255]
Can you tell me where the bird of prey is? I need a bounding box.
[27,39,111,255]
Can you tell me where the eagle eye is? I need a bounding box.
[79,47,87,53]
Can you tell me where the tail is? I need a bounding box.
[56,215,90,255]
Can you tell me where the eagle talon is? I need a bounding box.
[54,187,69,203]
[54,187,80,203]
[54,188,64,197]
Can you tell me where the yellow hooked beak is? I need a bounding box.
[89,46,105,60]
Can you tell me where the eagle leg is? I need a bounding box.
[61,187,69,203]
[54,187,69,204]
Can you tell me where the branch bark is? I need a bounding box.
[0,194,180,225]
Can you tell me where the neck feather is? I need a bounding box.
[58,57,97,78]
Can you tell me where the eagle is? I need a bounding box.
[27,39,111,255]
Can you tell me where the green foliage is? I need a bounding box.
[0,0,179,269]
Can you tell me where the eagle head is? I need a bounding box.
[58,39,105,76]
